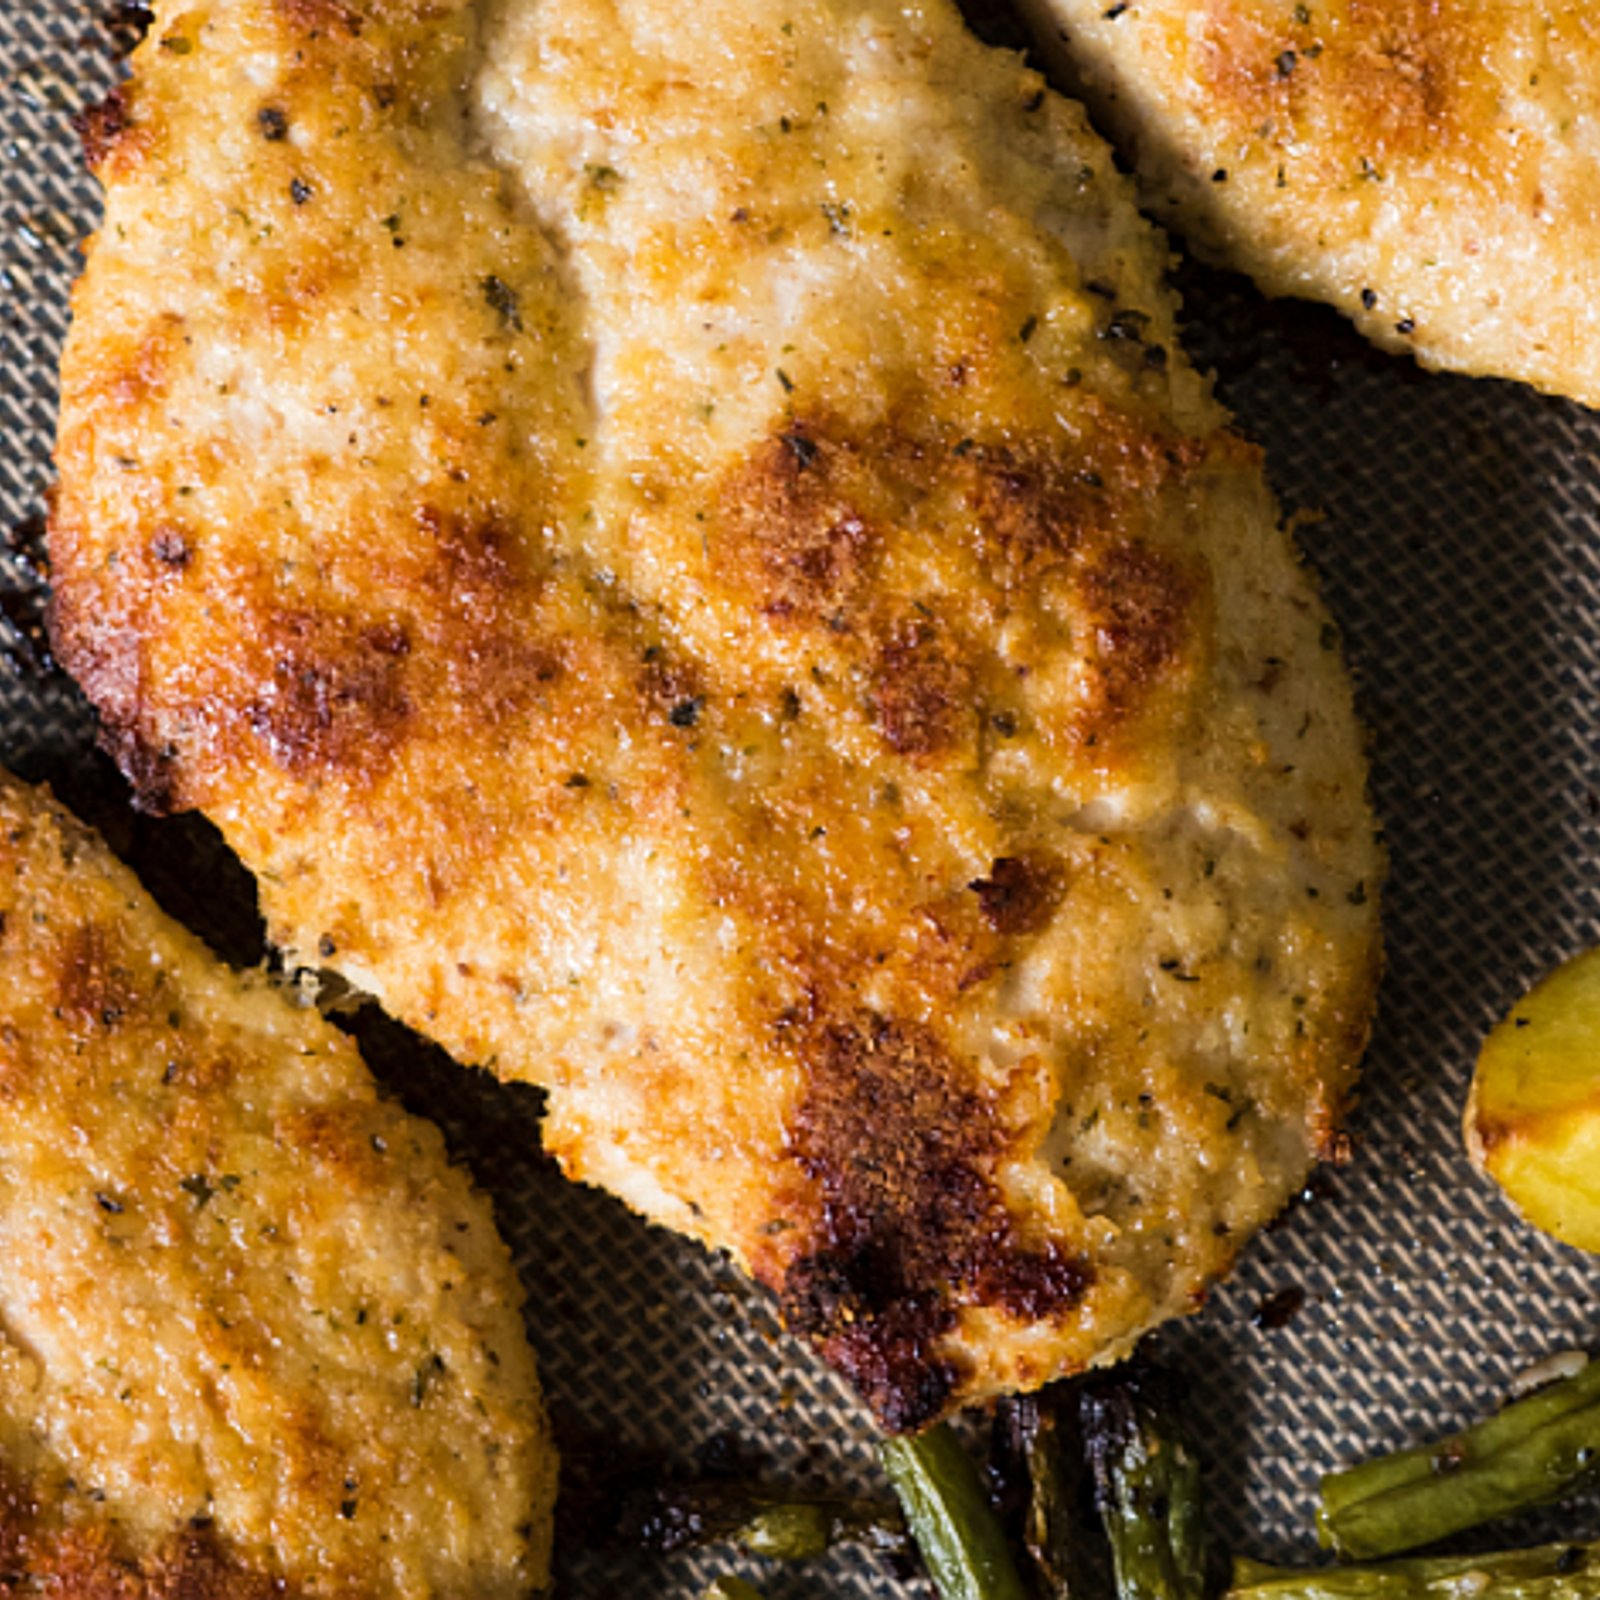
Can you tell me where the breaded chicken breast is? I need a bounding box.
[50,0,1379,1429]
[1015,0,1600,405]
[0,773,552,1595]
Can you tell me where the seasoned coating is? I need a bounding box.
[50,0,1380,1428]
[1015,0,1600,406]
[0,774,552,1596]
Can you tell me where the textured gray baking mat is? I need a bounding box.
[4,0,1600,1593]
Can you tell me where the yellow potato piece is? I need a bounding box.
[1466,946,1600,1253]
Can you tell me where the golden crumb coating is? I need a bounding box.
[1015,0,1600,405]
[0,773,552,1596]
[50,0,1379,1428]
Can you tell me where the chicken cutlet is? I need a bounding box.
[1014,0,1600,405]
[0,772,552,1596]
[50,0,1380,1429]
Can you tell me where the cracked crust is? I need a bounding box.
[51,0,1379,1427]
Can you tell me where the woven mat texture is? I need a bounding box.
[3,0,1599,1592]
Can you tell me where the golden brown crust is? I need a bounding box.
[0,775,553,1593]
[970,853,1067,938]
[242,611,414,781]
[1020,0,1600,403]
[74,84,153,177]
[0,1463,294,1600]
[714,423,875,622]
[783,1013,1092,1430]
[1198,0,1476,169]
[55,922,145,1036]
[866,623,973,759]
[52,0,1380,1425]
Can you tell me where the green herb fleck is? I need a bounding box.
[482,275,523,332]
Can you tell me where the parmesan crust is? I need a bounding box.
[1015,0,1600,406]
[0,774,553,1596]
[50,0,1380,1427]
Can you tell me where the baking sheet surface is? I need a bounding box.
[3,0,1599,1591]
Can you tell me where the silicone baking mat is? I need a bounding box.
[2,0,1598,1591]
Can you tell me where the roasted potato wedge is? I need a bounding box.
[1466,947,1600,1253]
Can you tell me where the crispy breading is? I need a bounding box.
[50,0,1380,1428]
[1016,0,1600,405]
[0,774,553,1596]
